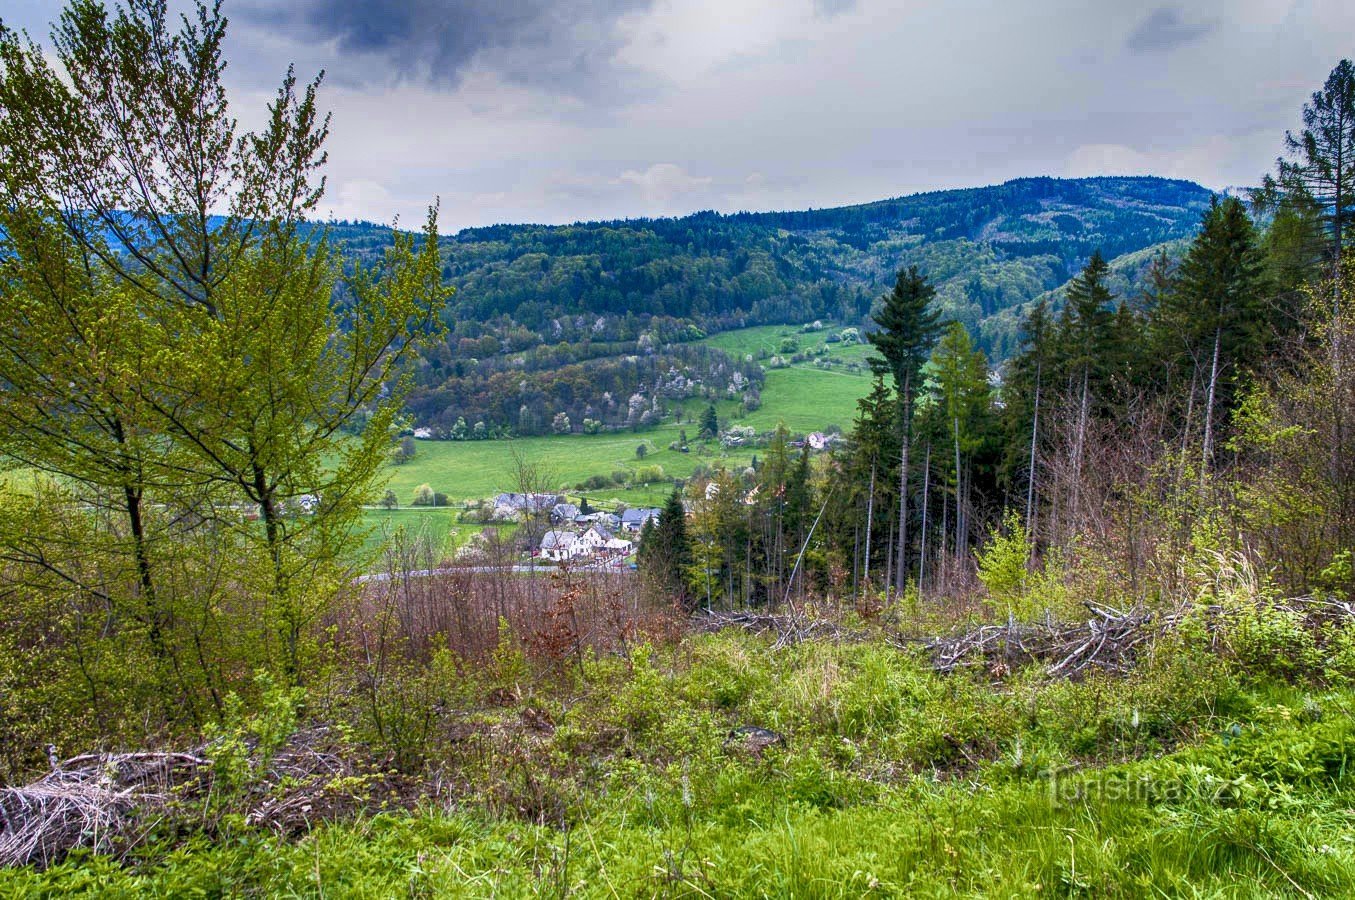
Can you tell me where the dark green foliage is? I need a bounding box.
[868,266,943,400]
[1272,59,1355,271]
[637,488,692,607]
[326,177,1213,430]
[699,403,719,439]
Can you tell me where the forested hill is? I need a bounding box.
[330,176,1214,360]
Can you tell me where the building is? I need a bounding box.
[620,507,661,532]
[539,530,581,562]
[551,502,581,523]
[493,492,563,519]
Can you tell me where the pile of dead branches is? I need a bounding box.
[914,595,1355,680]
[909,602,1162,679]
[693,610,862,648]
[0,726,407,870]
[0,751,205,870]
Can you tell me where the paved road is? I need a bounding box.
[356,562,634,584]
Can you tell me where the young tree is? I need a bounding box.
[1056,251,1117,522]
[0,0,447,685]
[867,266,942,592]
[638,487,693,609]
[847,376,896,591]
[924,323,993,558]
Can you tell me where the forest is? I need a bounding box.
[339,175,1214,433]
[1,2,1354,896]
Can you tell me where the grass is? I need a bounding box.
[372,323,874,512]
[9,625,1355,897]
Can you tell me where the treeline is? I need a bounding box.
[640,61,1355,611]
[324,176,1213,431]
[405,342,763,437]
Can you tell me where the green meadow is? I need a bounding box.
[374,324,874,510]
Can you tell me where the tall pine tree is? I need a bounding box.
[867,266,942,592]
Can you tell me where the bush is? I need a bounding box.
[975,510,1033,617]
[635,465,665,484]
[410,483,435,507]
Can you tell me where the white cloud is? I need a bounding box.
[616,163,713,205]
[1064,144,1155,178]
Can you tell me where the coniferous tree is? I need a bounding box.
[921,323,993,559]
[1155,197,1267,473]
[1000,300,1055,528]
[846,376,896,590]
[1057,251,1117,524]
[699,404,719,439]
[1267,59,1355,302]
[639,487,693,608]
[867,266,942,591]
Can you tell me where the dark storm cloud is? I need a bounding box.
[1126,7,1217,54]
[236,0,655,95]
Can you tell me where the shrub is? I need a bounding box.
[975,510,1033,618]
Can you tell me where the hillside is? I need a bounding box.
[330,176,1214,431]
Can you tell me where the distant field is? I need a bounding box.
[374,323,874,510]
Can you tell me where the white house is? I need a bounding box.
[576,525,612,553]
[539,530,582,562]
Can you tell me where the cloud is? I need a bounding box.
[812,0,858,18]
[42,0,1334,227]
[234,0,655,98]
[617,163,713,204]
[1064,144,1154,178]
[1126,7,1216,54]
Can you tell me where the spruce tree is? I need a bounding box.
[639,488,692,608]
[1158,197,1266,473]
[700,404,719,439]
[867,266,942,592]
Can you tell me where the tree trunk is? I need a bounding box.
[863,461,876,592]
[953,415,963,557]
[1073,369,1090,529]
[251,457,296,679]
[1025,363,1041,539]
[895,376,912,597]
[919,443,931,592]
[1201,325,1223,481]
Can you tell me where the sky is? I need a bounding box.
[5,0,1354,231]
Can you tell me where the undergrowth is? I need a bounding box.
[5,616,1355,897]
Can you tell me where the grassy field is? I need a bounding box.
[356,507,511,562]
[12,625,1355,897]
[376,323,874,510]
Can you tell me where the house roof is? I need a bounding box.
[620,507,660,524]
[540,530,575,550]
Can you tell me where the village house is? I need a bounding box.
[620,507,661,532]
[493,492,563,519]
[551,502,580,523]
[539,530,581,562]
